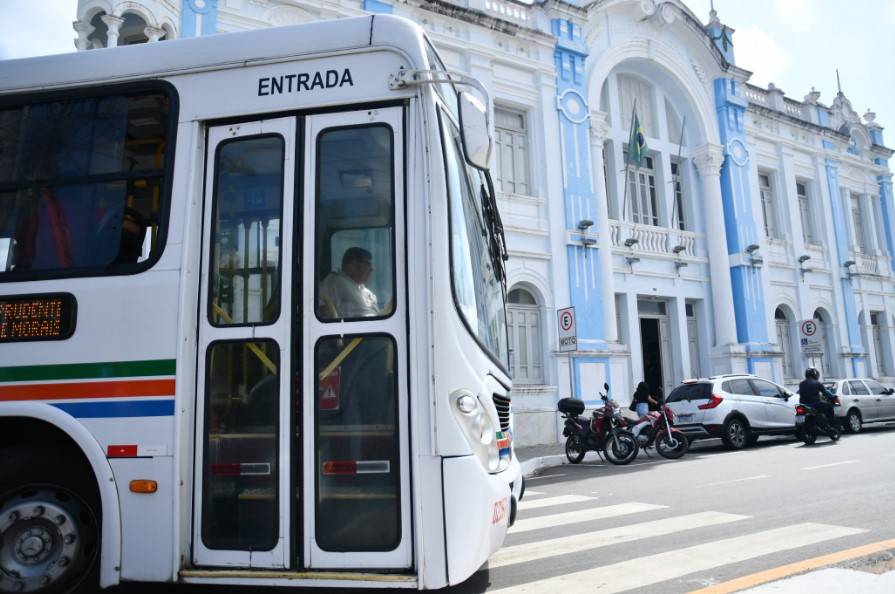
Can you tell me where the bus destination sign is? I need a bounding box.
[0,294,76,343]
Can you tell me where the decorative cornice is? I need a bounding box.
[691,143,725,177]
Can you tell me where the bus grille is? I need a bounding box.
[492,394,511,432]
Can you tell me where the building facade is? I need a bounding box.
[73,0,895,445]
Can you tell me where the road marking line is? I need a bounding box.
[687,537,895,594]
[524,490,544,496]
[488,523,866,594]
[695,475,771,488]
[525,473,566,481]
[801,460,858,471]
[509,502,666,534]
[518,494,596,510]
[494,511,746,569]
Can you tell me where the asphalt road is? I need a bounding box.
[112,424,895,593]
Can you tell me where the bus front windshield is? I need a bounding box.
[441,112,508,369]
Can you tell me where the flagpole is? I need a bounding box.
[669,114,686,230]
[620,99,637,224]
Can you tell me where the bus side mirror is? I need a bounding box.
[604,382,610,391]
[458,91,492,171]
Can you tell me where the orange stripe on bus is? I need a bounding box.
[0,379,176,401]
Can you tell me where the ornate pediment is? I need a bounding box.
[829,92,861,135]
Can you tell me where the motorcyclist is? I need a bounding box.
[797,367,837,428]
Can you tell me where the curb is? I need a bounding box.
[520,454,567,478]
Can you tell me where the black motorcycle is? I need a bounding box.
[559,383,639,466]
[795,398,841,444]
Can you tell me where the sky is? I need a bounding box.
[0,0,893,137]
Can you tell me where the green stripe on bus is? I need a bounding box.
[0,359,176,383]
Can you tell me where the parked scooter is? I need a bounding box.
[795,397,841,444]
[559,383,639,465]
[629,404,689,459]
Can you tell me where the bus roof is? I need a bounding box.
[0,14,428,95]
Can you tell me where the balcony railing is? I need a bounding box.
[610,221,699,257]
[851,251,881,276]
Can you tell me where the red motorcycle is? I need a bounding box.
[559,383,639,465]
[628,404,689,459]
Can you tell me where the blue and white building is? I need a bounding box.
[74,0,895,445]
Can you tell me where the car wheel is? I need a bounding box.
[722,417,749,450]
[845,409,862,434]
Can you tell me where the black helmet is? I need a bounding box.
[805,367,820,380]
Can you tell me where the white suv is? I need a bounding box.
[665,374,797,449]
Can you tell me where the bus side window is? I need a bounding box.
[315,125,395,321]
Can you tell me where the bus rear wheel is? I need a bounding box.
[0,447,100,594]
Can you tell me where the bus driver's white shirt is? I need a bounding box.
[320,271,379,318]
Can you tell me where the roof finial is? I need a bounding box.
[709,0,720,26]
[836,69,842,96]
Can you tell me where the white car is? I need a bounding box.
[665,374,797,449]
[824,378,895,433]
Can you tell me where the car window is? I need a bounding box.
[864,380,889,395]
[667,383,711,403]
[848,380,870,395]
[723,379,755,395]
[750,379,783,398]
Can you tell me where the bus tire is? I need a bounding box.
[0,446,100,594]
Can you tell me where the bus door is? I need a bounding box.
[302,107,411,569]
[194,117,295,568]
[194,107,410,571]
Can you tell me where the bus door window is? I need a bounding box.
[314,335,399,551]
[208,135,285,326]
[315,125,395,321]
[202,339,280,551]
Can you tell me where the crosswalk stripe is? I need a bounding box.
[489,523,866,594]
[493,511,747,569]
[518,494,596,511]
[524,490,545,496]
[510,502,666,534]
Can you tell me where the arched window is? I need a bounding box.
[118,13,151,46]
[813,309,833,378]
[507,288,543,384]
[775,307,796,379]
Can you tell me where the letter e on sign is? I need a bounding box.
[557,306,577,352]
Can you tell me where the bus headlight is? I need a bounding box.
[451,389,500,473]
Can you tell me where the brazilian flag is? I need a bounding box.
[628,112,647,167]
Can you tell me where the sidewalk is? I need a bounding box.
[515,442,566,478]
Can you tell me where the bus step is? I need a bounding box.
[180,568,417,588]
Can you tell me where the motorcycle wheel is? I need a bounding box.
[604,431,638,465]
[655,430,689,459]
[565,435,586,464]
[798,426,817,445]
[827,425,841,441]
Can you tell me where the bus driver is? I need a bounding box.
[319,246,380,318]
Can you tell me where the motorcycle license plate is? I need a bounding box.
[795,415,805,425]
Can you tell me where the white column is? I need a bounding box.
[72,20,94,51]
[590,112,618,342]
[860,194,879,253]
[692,143,738,347]
[144,26,166,43]
[672,296,691,383]
[101,14,124,48]
[626,292,644,382]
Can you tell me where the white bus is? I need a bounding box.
[0,15,521,593]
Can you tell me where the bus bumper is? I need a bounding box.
[442,454,521,586]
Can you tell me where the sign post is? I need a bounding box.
[799,319,823,355]
[557,307,577,399]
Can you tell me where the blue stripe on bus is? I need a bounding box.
[52,399,175,418]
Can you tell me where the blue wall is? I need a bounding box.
[181,0,218,38]
[714,77,769,346]
[823,159,864,369]
[552,18,606,347]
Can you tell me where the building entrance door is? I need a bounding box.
[639,312,674,401]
